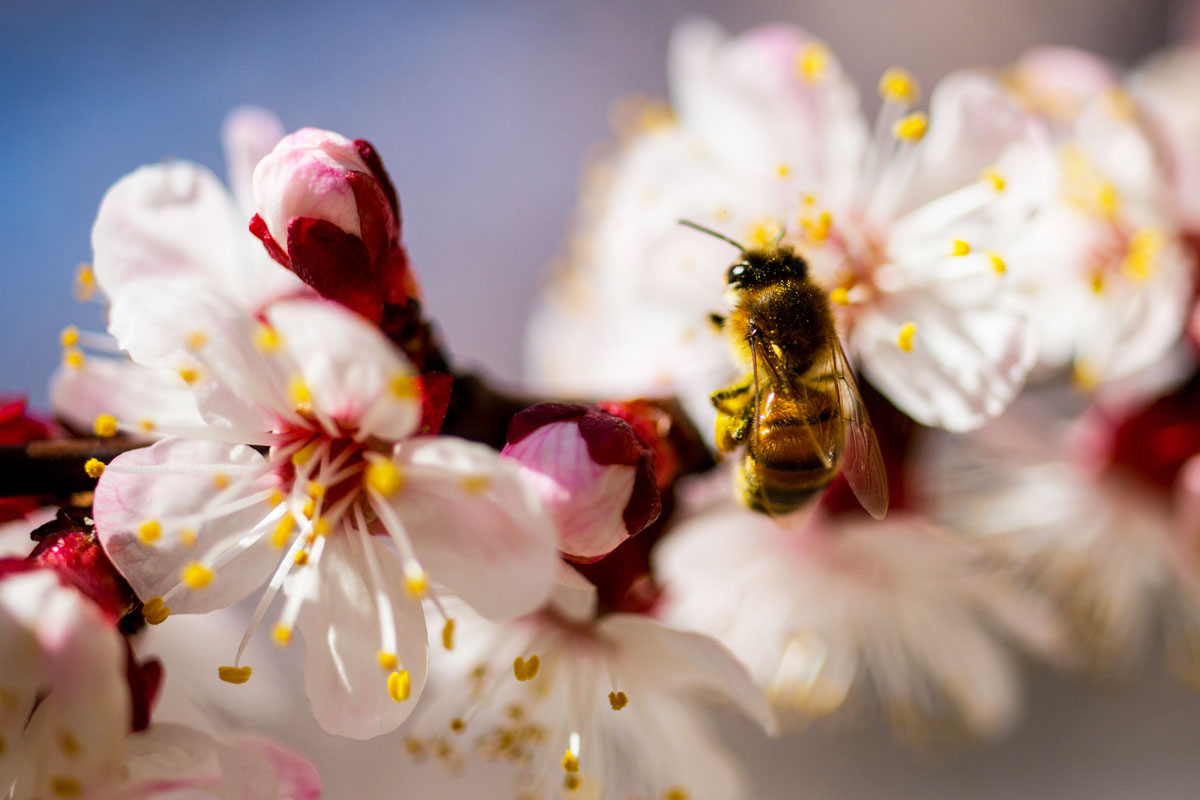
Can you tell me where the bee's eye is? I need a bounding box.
[727,262,749,285]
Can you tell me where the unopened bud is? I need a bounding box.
[502,403,660,562]
[251,128,416,322]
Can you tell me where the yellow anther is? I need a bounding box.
[795,41,831,82]
[388,669,412,702]
[74,264,96,301]
[272,516,296,548]
[267,488,285,507]
[50,776,82,798]
[801,193,816,206]
[442,618,456,651]
[830,287,850,306]
[1123,228,1162,282]
[459,474,491,494]
[564,775,581,792]
[137,519,162,544]
[186,330,208,350]
[291,440,319,466]
[664,788,690,800]
[177,366,201,386]
[405,736,426,758]
[878,67,919,104]
[365,459,405,496]
[271,624,292,646]
[287,376,312,407]
[139,419,156,432]
[179,528,197,548]
[391,374,419,400]
[1095,182,1121,218]
[93,415,118,438]
[450,718,466,733]
[1090,273,1106,294]
[776,163,791,178]
[301,498,316,519]
[58,732,81,755]
[950,239,971,257]
[1073,358,1102,391]
[1104,87,1136,120]
[892,112,928,141]
[980,167,1006,192]
[513,654,540,682]
[142,596,169,625]
[305,480,325,499]
[254,324,282,352]
[405,570,430,598]
[294,550,309,566]
[62,348,85,369]
[896,322,917,353]
[801,209,832,243]
[218,665,253,685]
[212,472,230,489]
[378,651,399,671]
[313,517,331,537]
[182,562,214,589]
[987,251,1007,274]
[608,690,628,710]
[84,458,105,479]
[746,217,782,248]
[59,326,80,347]
[562,750,580,773]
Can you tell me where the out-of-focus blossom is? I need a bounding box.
[931,380,1200,681]
[1007,49,1195,388]
[251,128,418,327]
[656,504,1065,745]
[403,566,772,800]
[0,559,321,800]
[52,125,560,739]
[501,403,660,562]
[0,566,130,799]
[1130,46,1200,237]
[529,18,1053,432]
[86,724,322,800]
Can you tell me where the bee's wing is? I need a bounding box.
[827,334,889,520]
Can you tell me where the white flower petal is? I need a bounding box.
[265,298,420,441]
[222,107,286,219]
[386,437,559,620]
[93,438,279,614]
[854,283,1035,430]
[291,532,428,739]
[599,614,775,734]
[106,277,284,432]
[50,357,205,435]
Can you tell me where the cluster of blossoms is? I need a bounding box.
[8,14,1200,800]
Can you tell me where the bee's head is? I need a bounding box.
[726,246,809,290]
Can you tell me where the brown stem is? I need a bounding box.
[0,438,140,497]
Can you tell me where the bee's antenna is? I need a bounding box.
[678,219,746,251]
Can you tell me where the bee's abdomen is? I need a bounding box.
[737,454,832,514]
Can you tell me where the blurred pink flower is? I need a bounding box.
[656,502,1066,743]
[1007,48,1196,387]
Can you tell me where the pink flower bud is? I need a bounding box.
[502,403,660,562]
[250,128,415,322]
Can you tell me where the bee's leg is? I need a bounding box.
[712,376,756,453]
[708,312,726,331]
[710,376,753,413]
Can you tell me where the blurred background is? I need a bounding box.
[4,0,1200,797]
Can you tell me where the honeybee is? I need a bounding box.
[682,221,888,519]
